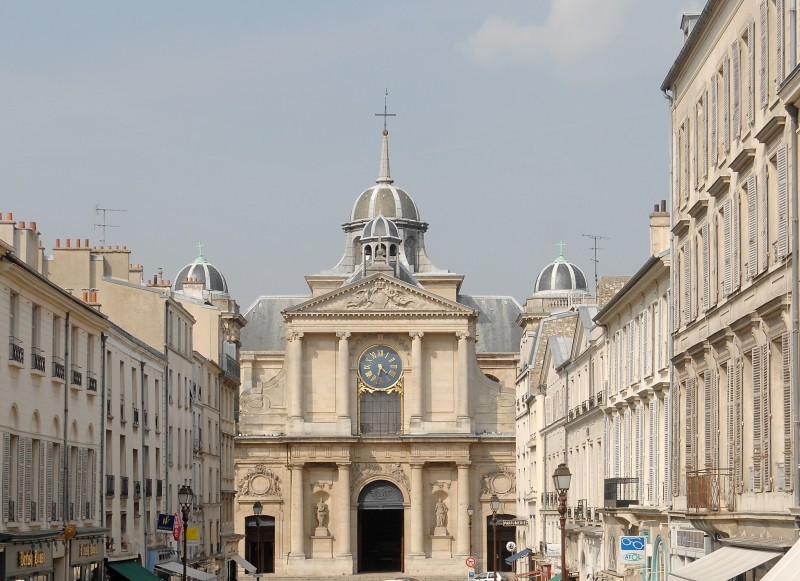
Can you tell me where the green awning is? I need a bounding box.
[107,559,161,581]
[550,574,562,581]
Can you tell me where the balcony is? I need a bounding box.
[596,390,605,404]
[29,501,37,522]
[155,413,159,431]
[193,438,203,454]
[8,337,24,365]
[588,395,595,408]
[145,478,152,498]
[133,480,141,499]
[540,491,558,510]
[156,479,163,497]
[132,407,139,427]
[120,476,129,498]
[106,475,115,497]
[143,410,149,429]
[70,365,83,388]
[687,468,735,513]
[86,372,97,392]
[106,398,113,418]
[223,353,240,381]
[51,502,57,522]
[52,356,65,380]
[576,498,587,520]
[604,477,640,509]
[582,399,590,412]
[84,501,91,520]
[32,348,46,373]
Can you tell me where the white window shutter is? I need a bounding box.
[614,414,621,477]
[710,218,718,306]
[683,242,692,324]
[649,398,658,505]
[762,343,771,491]
[724,199,732,295]
[702,223,710,311]
[703,90,709,177]
[760,164,769,272]
[75,448,83,521]
[625,408,633,478]
[17,438,25,522]
[760,0,769,108]
[682,118,690,202]
[753,346,763,492]
[777,0,785,85]
[747,174,758,278]
[777,143,789,259]
[56,446,63,521]
[783,333,793,491]
[748,21,755,126]
[735,357,744,493]
[636,404,644,502]
[727,360,736,474]
[672,387,682,495]
[82,449,89,519]
[711,74,719,165]
[38,442,44,522]
[732,39,741,140]
[45,442,53,522]
[723,57,730,153]
[655,301,662,370]
[664,393,672,502]
[674,130,681,208]
[712,369,720,469]
[704,372,713,468]
[732,190,741,290]
[2,433,10,523]
[90,450,97,521]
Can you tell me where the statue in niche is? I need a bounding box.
[435,498,448,527]
[316,499,329,527]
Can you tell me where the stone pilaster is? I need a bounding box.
[289,465,305,559]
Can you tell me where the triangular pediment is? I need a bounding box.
[284,273,476,317]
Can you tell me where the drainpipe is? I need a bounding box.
[100,332,107,581]
[163,301,170,518]
[63,313,71,577]
[140,360,147,558]
[787,104,800,511]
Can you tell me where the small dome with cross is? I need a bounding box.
[173,242,229,294]
[534,242,588,294]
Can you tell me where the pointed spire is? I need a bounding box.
[377,129,393,184]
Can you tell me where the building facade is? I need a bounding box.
[236,129,522,577]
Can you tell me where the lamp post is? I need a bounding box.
[489,494,501,578]
[552,463,572,580]
[178,485,194,581]
[253,500,263,576]
[467,505,475,559]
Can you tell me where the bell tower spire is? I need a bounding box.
[375,89,396,184]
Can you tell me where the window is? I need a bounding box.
[359,391,400,436]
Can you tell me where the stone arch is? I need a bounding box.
[357,479,405,509]
[70,420,79,442]
[52,416,60,439]
[652,535,669,581]
[8,404,19,430]
[30,410,41,434]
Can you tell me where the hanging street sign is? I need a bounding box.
[619,536,646,563]
[499,519,528,526]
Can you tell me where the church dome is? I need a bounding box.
[361,213,400,240]
[173,246,228,294]
[349,130,421,223]
[534,254,588,293]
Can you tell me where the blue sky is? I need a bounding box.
[0,1,699,309]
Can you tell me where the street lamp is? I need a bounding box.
[178,485,194,581]
[467,505,475,558]
[552,463,572,580]
[252,500,263,575]
[490,494,501,578]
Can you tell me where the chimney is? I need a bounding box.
[650,199,670,255]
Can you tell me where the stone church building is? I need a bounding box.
[234,128,523,577]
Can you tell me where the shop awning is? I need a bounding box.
[155,560,217,580]
[505,548,532,564]
[760,538,800,581]
[230,553,257,574]
[107,559,162,581]
[670,546,781,581]
[549,574,562,581]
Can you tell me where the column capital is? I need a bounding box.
[288,463,305,471]
[409,331,425,339]
[336,462,352,468]
[285,330,305,341]
[456,331,472,341]
[336,331,351,340]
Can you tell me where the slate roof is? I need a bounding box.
[549,335,573,369]
[240,295,308,351]
[458,295,523,353]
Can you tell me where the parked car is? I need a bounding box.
[475,572,510,581]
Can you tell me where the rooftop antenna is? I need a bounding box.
[94,204,127,247]
[582,233,610,301]
[375,88,396,132]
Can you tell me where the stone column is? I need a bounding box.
[457,463,471,556]
[336,332,351,423]
[409,332,424,427]
[336,463,352,559]
[456,332,470,421]
[409,463,424,556]
[289,465,305,558]
[287,331,304,419]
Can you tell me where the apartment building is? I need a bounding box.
[662,2,800,578]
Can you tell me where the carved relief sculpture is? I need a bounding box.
[238,465,283,498]
[481,465,517,496]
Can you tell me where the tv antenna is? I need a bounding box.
[94,204,127,247]
[582,233,610,300]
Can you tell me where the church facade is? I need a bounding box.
[235,129,522,576]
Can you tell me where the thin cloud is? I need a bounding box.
[464,0,632,66]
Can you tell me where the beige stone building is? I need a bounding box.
[662,1,800,578]
[236,129,522,577]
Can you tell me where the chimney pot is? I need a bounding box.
[5,213,11,221]
[66,239,71,248]
[84,239,89,247]
[29,221,36,230]
[76,239,81,248]
[56,239,61,248]
[17,221,25,229]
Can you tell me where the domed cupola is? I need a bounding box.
[350,130,421,223]
[173,243,229,295]
[361,213,401,240]
[534,247,588,294]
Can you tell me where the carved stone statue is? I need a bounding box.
[435,498,448,527]
[314,499,330,536]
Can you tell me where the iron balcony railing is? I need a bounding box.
[52,356,65,380]
[540,491,558,509]
[604,477,640,509]
[133,480,141,499]
[145,478,152,498]
[120,476,129,498]
[32,348,45,372]
[70,365,82,387]
[132,407,139,426]
[106,475,115,496]
[596,390,605,404]
[7,500,15,522]
[8,337,24,364]
[86,371,97,392]
[687,468,736,513]
[223,353,240,381]
[157,479,163,497]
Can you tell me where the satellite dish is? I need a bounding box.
[506,541,517,552]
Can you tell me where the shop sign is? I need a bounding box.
[18,550,46,568]
[157,513,175,532]
[619,536,646,563]
[6,544,53,576]
[71,540,104,565]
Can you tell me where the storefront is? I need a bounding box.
[69,537,104,581]
[1,541,55,581]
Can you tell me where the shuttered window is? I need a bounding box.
[704,371,718,469]
[783,333,793,491]
[747,174,758,278]
[777,144,789,259]
[702,91,709,178]
[777,0,785,85]
[760,0,769,107]
[683,242,692,324]
[674,130,681,208]
[664,393,672,502]
[649,398,659,505]
[685,378,697,473]
[724,200,733,295]
[711,72,719,165]
[702,223,710,311]
[2,432,10,523]
[727,360,736,479]
[723,57,730,153]
[732,39,741,140]
[636,404,644,502]
[672,387,682,496]
[753,347,764,491]
[762,344,771,491]
[760,163,769,272]
[734,358,744,492]
[710,217,718,306]
[683,117,690,202]
[732,190,741,290]
[748,21,755,125]
[613,414,621,478]
[45,441,53,522]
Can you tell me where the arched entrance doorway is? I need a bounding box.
[358,480,404,573]
[246,515,275,573]
[486,513,516,572]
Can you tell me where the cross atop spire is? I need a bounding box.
[554,240,567,263]
[195,241,207,263]
[375,88,396,134]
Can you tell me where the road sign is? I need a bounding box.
[499,519,528,526]
[620,536,646,563]
[466,556,477,568]
[157,513,175,533]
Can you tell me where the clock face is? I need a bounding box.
[358,345,403,390]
